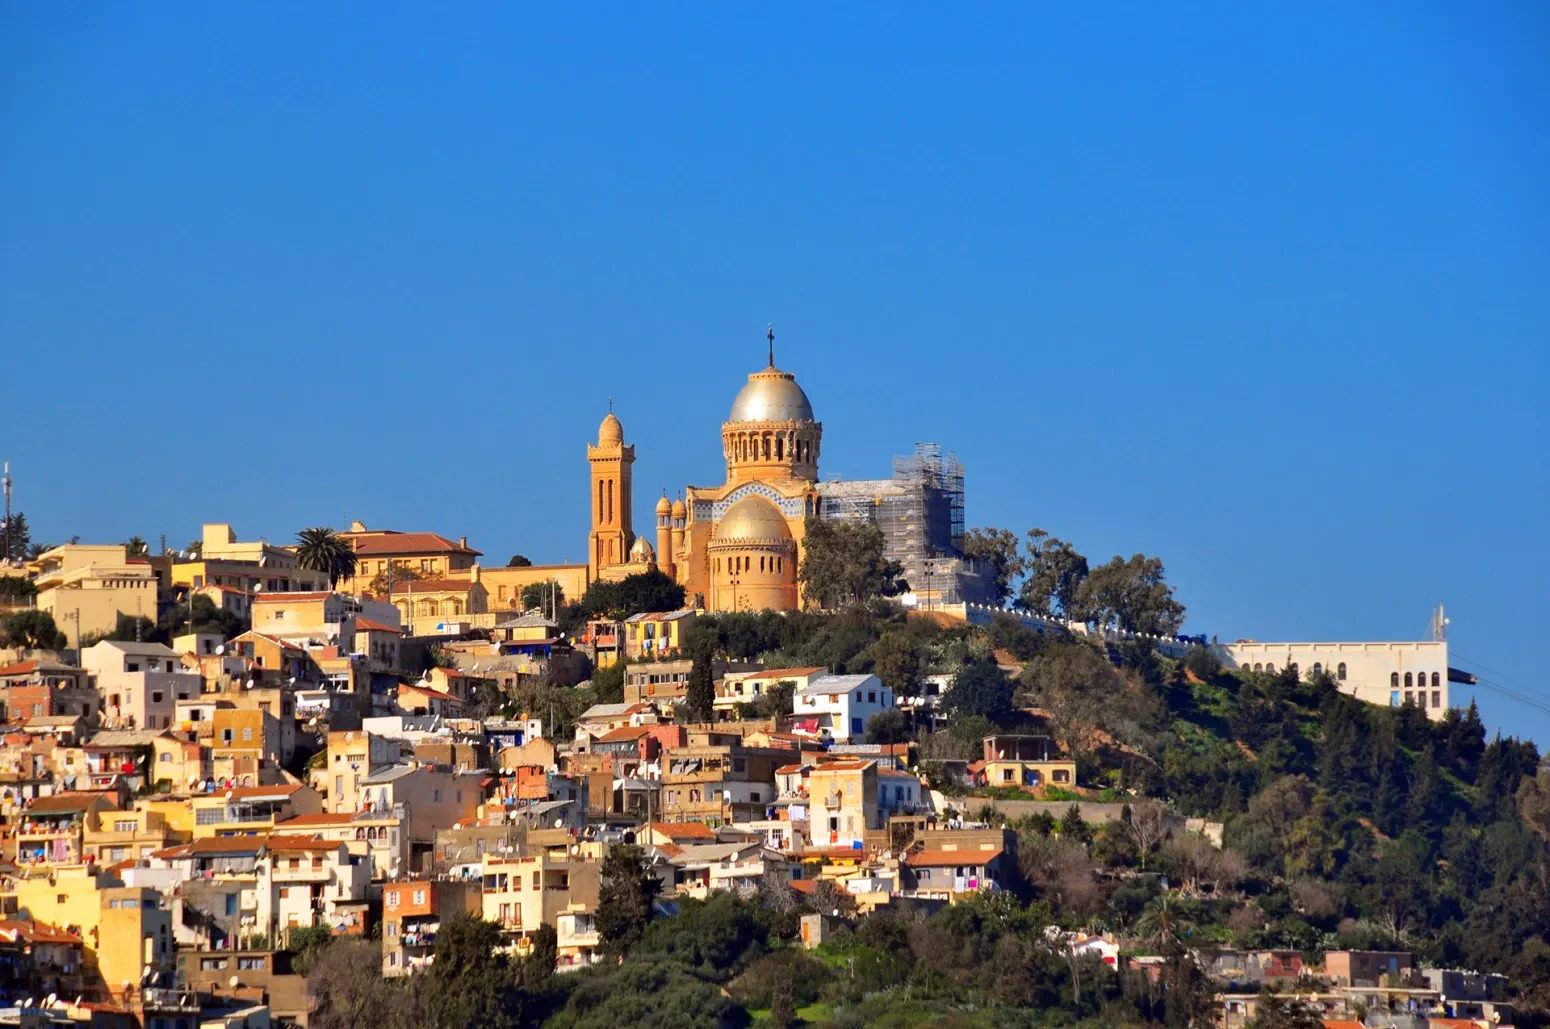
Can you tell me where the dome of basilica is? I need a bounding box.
[728,367,814,424]
[713,496,791,542]
[629,536,656,562]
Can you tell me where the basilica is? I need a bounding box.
[586,340,824,613]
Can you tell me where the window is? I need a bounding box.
[1253,664,1262,673]
[1312,663,1322,678]
[1391,690,1400,706]
[226,895,238,916]
[279,888,290,899]
[1053,769,1071,783]
[115,819,137,831]
[1432,671,1441,688]
[1337,663,1347,681]
[387,922,397,937]
[221,729,234,744]
[1432,690,1441,707]
[413,889,427,905]
[1404,672,1413,688]
[386,891,399,909]
[1405,691,1413,705]
[1391,672,1400,688]
[1288,663,1298,679]
[128,662,140,672]
[238,956,264,970]
[56,894,66,904]
[242,727,253,742]
[200,958,228,971]
[1265,664,1275,674]
[1003,769,1014,782]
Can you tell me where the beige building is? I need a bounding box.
[1218,640,1454,719]
[82,640,203,730]
[28,544,159,647]
[337,524,481,591]
[174,523,329,595]
[481,564,590,613]
[478,847,603,950]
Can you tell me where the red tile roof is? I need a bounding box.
[275,813,358,828]
[26,792,110,813]
[598,726,652,742]
[0,661,39,677]
[252,592,334,604]
[265,835,342,852]
[347,532,481,557]
[904,848,1004,867]
[219,784,305,801]
[649,821,717,841]
[0,919,84,946]
[354,618,402,634]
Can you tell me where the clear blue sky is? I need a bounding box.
[2,4,1547,740]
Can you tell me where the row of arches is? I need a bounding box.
[596,478,617,524]
[1392,671,1441,689]
[725,428,815,465]
[715,554,784,575]
[1248,661,1348,680]
[394,598,465,618]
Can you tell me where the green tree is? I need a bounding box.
[1019,528,1089,618]
[942,658,1014,723]
[305,937,400,1029]
[419,914,521,1029]
[797,516,904,609]
[160,594,248,640]
[367,564,424,595]
[596,845,660,958]
[0,575,38,600]
[591,658,627,705]
[124,535,149,557]
[1077,552,1186,634]
[507,554,532,567]
[0,512,31,563]
[961,526,1024,605]
[866,708,911,744]
[868,630,924,697]
[521,579,564,613]
[577,570,685,620]
[105,613,166,645]
[294,526,359,588]
[2,610,68,650]
[1245,990,1324,1029]
[751,679,795,720]
[519,922,557,989]
[769,962,795,1029]
[287,924,335,974]
[683,629,716,721]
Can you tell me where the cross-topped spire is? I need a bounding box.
[608,396,614,413]
[767,324,775,367]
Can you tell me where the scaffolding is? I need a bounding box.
[817,443,982,605]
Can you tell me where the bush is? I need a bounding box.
[726,949,833,1011]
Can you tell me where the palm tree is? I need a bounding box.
[294,527,358,589]
[124,536,149,557]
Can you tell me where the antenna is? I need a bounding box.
[2,461,11,563]
[1431,604,1450,642]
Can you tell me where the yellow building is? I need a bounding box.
[28,544,160,647]
[9,867,172,1002]
[589,338,823,613]
[480,564,590,613]
[336,524,481,593]
[173,523,329,595]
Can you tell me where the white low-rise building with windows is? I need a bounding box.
[791,673,894,743]
[1216,640,1458,719]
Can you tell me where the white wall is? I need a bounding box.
[1216,640,1452,719]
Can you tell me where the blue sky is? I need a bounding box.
[2,4,1547,740]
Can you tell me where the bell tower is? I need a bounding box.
[587,404,634,582]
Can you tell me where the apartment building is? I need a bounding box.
[713,666,828,719]
[82,641,202,730]
[381,879,482,976]
[660,744,786,826]
[792,674,894,743]
[479,847,604,948]
[28,544,159,648]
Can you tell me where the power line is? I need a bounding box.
[1470,676,1550,719]
[1452,652,1547,700]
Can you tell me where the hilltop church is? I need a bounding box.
[587,333,822,613]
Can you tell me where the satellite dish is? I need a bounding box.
[22,997,33,1009]
[45,994,56,1007]
[229,975,239,988]
[554,818,563,828]
[215,645,225,656]
[225,789,234,799]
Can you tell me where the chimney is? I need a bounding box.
[459,536,467,549]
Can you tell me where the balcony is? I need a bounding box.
[140,987,202,1012]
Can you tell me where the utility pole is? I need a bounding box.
[2,461,11,564]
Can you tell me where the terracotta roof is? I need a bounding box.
[775,764,808,775]
[399,683,461,702]
[740,667,825,679]
[598,726,652,742]
[905,848,1004,867]
[347,531,481,557]
[386,578,481,593]
[811,760,873,772]
[649,821,717,841]
[0,919,83,946]
[252,592,334,604]
[788,878,818,895]
[354,618,402,634]
[275,813,358,828]
[26,792,110,813]
[1322,1022,1366,1029]
[0,661,38,676]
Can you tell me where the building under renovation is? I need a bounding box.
[816,443,994,606]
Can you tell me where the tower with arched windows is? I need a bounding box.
[587,410,635,583]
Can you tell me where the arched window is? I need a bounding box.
[1288,663,1299,679]
[1391,672,1400,688]
[1432,672,1440,688]
[776,437,784,460]
[1337,663,1347,680]
[1312,663,1323,678]
[1253,663,1262,673]
[1404,672,1413,688]
[1265,664,1275,674]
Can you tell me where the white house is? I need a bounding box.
[791,674,894,743]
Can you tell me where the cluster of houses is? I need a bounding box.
[0,524,1517,1028]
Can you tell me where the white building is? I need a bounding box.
[791,673,894,743]
[82,641,203,731]
[1216,640,1456,719]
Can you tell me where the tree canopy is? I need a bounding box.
[797,516,904,609]
[1,610,68,650]
[295,526,359,588]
